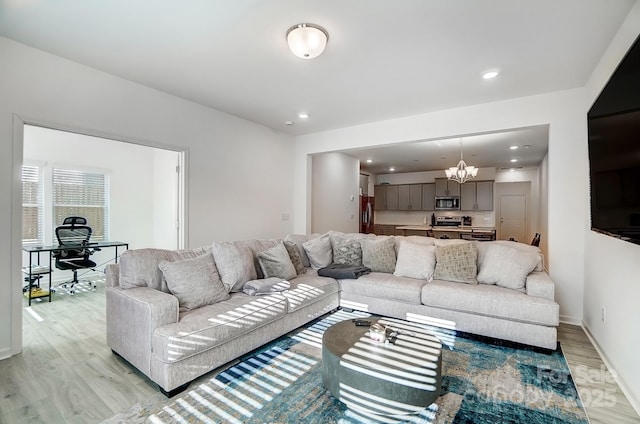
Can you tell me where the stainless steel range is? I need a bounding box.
[435,216,462,227]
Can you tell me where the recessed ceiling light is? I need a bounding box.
[366,159,372,163]
[389,167,395,172]
[510,159,518,163]
[523,144,531,149]
[482,71,499,79]
[509,145,518,150]
[284,121,294,126]
[298,113,309,119]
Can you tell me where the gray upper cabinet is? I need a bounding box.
[435,178,460,196]
[421,183,436,210]
[374,185,387,210]
[398,184,423,210]
[460,181,494,210]
[386,185,399,210]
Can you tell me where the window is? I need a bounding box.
[21,165,44,244]
[52,168,110,241]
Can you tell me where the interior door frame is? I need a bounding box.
[10,114,188,355]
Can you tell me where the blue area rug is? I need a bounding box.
[147,310,588,423]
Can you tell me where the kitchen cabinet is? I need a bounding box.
[460,181,493,211]
[398,184,422,210]
[386,185,399,210]
[374,184,399,210]
[374,185,387,210]
[421,183,436,210]
[435,178,460,197]
[373,224,398,236]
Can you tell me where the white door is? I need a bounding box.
[499,195,526,242]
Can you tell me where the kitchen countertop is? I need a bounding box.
[395,225,496,233]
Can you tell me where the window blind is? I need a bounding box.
[53,168,109,241]
[22,165,44,244]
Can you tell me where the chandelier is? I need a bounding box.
[444,139,478,184]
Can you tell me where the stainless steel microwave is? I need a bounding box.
[435,196,460,210]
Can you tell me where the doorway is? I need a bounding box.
[20,123,186,349]
[495,182,532,243]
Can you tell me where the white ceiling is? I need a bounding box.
[344,125,549,175]
[0,0,634,171]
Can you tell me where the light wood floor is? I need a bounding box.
[1,279,638,424]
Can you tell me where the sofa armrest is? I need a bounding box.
[106,286,178,376]
[525,272,555,301]
[105,263,120,288]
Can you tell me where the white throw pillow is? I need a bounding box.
[393,240,436,280]
[211,241,257,292]
[477,243,540,291]
[302,233,333,269]
[159,253,230,312]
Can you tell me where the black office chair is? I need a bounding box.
[53,216,99,294]
[531,233,541,247]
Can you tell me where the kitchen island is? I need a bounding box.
[395,225,496,240]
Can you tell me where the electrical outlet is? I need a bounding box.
[601,307,606,323]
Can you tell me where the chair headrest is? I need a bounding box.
[62,216,87,226]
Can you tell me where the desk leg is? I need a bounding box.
[28,252,33,306]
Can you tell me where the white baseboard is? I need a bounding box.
[0,347,11,361]
[559,315,582,326]
[582,322,640,416]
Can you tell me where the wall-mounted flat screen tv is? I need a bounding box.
[588,35,640,245]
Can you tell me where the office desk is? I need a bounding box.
[22,241,129,306]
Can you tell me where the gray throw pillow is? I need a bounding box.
[434,242,478,284]
[159,253,230,312]
[211,241,257,292]
[303,234,333,269]
[332,238,363,266]
[284,240,306,274]
[257,242,297,280]
[361,237,396,273]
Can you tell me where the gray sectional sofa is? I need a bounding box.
[105,232,559,396]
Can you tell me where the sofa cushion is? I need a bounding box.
[152,293,288,363]
[283,241,306,274]
[234,239,281,279]
[433,242,478,284]
[211,241,257,292]
[119,247,211,292]
[159,253,230,312]
[393,239,436,280]
[257,241,297,280]
[421,279,559,326]
[332,238,363,266]
[361,237,397,273]
[303,233,333,269]
[476,243,539,291]
[339,272,426,305]
[282,270,340,312]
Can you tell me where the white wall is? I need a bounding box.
[294,89,588,329]
[582,1,640,411]
[311,152,359,233]
[1,36,295,359]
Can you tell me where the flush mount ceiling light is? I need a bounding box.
[298,112,309,119]
[444,139,478,184]
[482,70,499,79]
[286,23,328,59]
